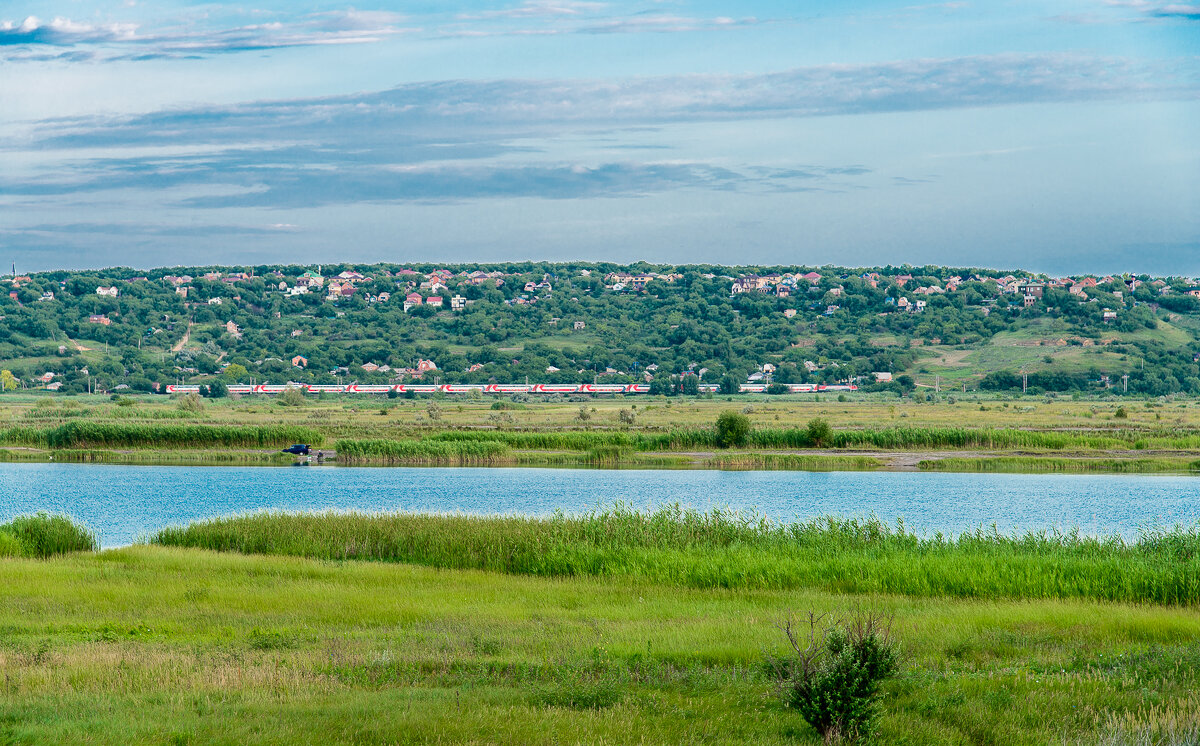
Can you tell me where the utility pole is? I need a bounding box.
[1122,374,1129,393]
[1022,370,1028,394]
[935,375,940,394]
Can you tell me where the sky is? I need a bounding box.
[0,1,1197,275]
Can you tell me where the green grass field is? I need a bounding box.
[1,393,1200,472]
[2,510,1200,744]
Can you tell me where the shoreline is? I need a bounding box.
[1,444,1199,474]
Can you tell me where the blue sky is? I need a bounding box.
[0,1,1197,273]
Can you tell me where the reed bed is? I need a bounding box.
[0,448,295,465]
[920,457,1200,474]
[150,507,1200,606]
[41,422,323,449]
[0,513,96,557]
[335,438,510,464]
[428,425,1141,452]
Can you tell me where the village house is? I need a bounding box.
[88,314,111,326]
[208,297,223,305]
[291,356,308,368]
[95,286,119,297]
[296,271,324,288]
[450,295,467,310]
[175,286,189,298]
[403,292,423,312]
[426,296,444,309]
[225,320,241,338]
[361,363,380,373]
[783,309,797,318]
[288,285,308,296]
[37,291,54,302]
[573,321,586,330]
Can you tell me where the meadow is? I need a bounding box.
[1,511,1199,744]
[1,392,1200,472]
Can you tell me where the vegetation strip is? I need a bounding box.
[150,508,1200,606]
[920,456,1200,473]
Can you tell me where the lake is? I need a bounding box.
[1,463,1198,547]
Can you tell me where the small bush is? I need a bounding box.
[176,393,204,413]
[276,388,308,407]
[806,418,833,448]
[771,612,900,744]
[617,408,636,425]
[247,628,297,650]
[1115,406,1129,419]
[715,411,751,448]
[0,513,97,557]
[575,405,591,422]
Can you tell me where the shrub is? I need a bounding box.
[766,383,789,395]
[426,401,443,420]
[576,405,591,422]
[617,408,636,425]
[176,393,204,413]
[276,388,308,407]
[772,612,900,744]
[1115,406,1129,419]
[715,411,751,448]
[0,513,97,557]
[806,418,833,448]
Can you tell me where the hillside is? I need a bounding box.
[2,262,1198,397]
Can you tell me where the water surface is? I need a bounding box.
[1,463,1197,547]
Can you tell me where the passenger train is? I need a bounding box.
[164,382,858,395]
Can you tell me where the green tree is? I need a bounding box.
[806,418,833,447]
[715,410,751,448]
[0,370,17,392]
[223,363,248,381]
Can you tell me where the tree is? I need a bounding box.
[0,370,17,392]
[680,375,700,396]
[806,418,833,447]
[715,410,751,448]
[223,363,248,381]
[719,374,742,395]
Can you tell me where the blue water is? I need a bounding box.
[1,463,1198,547]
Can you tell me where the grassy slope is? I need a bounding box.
[0,545,1197,745]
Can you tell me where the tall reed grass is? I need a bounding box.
[41,422,323,449]
[335,438,509,464]
[0,513,97,557]
[150,507,1200,606]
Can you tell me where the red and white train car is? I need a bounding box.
[165,382,857,395]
